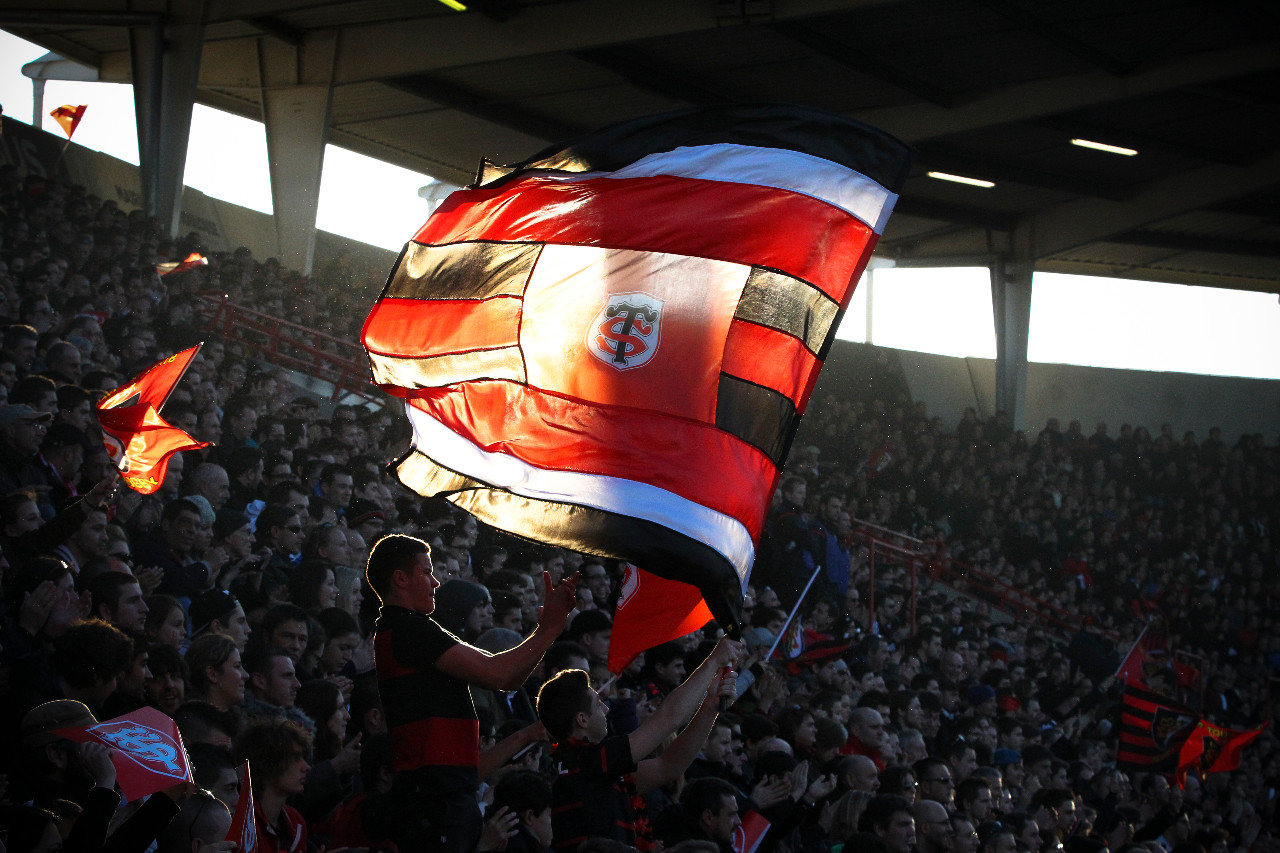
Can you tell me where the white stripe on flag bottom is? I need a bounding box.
[539,143,898,235]
[404,402,754,586]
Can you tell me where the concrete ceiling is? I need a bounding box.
[6,0,1280,293]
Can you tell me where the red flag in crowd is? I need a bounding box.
[1116,684,1196,772]
[1176,720,1268,787]
[54,706,192,801]
[608,564,713,673]
[156,252,208,275]
[732,810,771,853]
[1115,625,1154,686]
[362,105,911,633]
[227,760,259,853]
[97,345,210,493]
[50,104,87,140]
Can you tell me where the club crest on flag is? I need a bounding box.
[618,563,640,608]
[87,718,188,779]
[590,292,663,370]
[1152,707,1196,749]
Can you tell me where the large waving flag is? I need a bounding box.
[97,345,210,493]
[363,106,912,631]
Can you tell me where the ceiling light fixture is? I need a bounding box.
[436,0,467,9]
[927,171,995,188]
[1071,138,1138,156]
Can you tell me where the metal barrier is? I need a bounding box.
[196,293,384,407]
[851,518,1102,642]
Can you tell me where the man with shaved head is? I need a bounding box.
[842,706,887,770]
[915,798,953,853]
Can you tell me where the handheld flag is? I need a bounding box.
[733,811,771,853]
[363,105,911,633]
[156,252,208,275]
[227,760,258,853]
[608,564,713,673]
[1176,720,1267,787]
[55,706,192,801]
[97,345,209,493]
[50,104,87,140]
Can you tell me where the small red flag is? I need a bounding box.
[54,706,192,801]
[607,563,714,673]
[50,104,87,140]
[1176,719,1268,787]
[732,810,771,853]
[227,760,258,853]
[156,252,208,276]
[97,345,210,493]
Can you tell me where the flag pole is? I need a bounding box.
[1114,624,1149,681]
[763,564,823,662]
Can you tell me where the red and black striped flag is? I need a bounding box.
[362,105,912,631]
[1117,684,1196,771]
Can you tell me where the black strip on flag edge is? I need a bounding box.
[393,448,744,634]
[736,267,840,356]
[716,374,798,465]
[481,104,914,195]
[385,241,543,301]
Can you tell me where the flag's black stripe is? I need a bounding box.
[486,104,914,194]
[393,449,744,634]
[369,347,527,390]
[715,374,798,465]
[385,241,542,301]
[735,268,839,355]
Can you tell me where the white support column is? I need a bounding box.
[260,31,337,275]
[990,256,1033,430]
[129,11,205,235]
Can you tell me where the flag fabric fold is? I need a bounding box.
[97,346,209,493]
[363,105,912,632]
[1116,684,1195,771]
[50,104,87,140]
[608,564,714,673]
[156,252,208,275]
[1176,720,1267,786]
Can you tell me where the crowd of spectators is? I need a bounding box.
[0,166,1277,853]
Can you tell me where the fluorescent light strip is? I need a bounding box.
[437,0,467,9]
[1071,138,1138,156]
[927,171,995,188]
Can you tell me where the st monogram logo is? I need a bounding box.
[588,292,663,370]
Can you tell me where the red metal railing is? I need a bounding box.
[851,519,1104,641]
[196,293,385,407]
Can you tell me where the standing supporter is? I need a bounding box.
[145,593,188,648]
[186,633,248,711]
[258,602,311,663]
[0,404,54,504]
[536,638,739,851]
[242,642,306,726]
[234,719,313,853]
[87,570,148,637]
[145,642,188,714]
[189,587,253,650]
[364,533,579,853]
[134,497,212,598]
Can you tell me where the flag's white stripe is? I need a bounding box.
[405,403,753,587]
[541,143,898,235]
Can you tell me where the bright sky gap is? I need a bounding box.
[2,29,1276,381]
